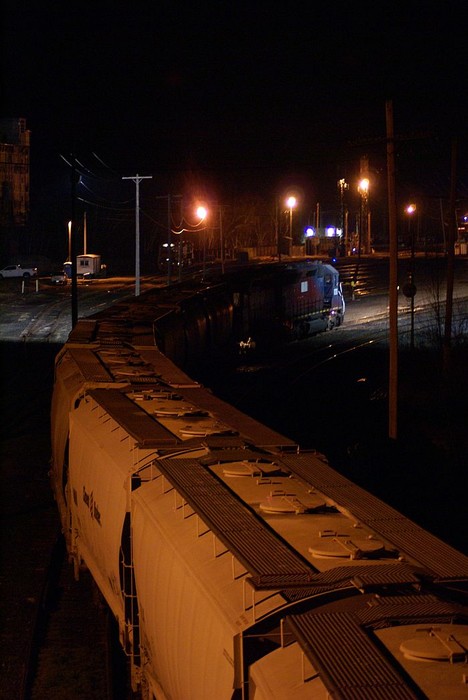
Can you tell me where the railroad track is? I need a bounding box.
[23,533,115,700]
[18,283,138,343]
[0,338,130,700]
[20,297,72,342]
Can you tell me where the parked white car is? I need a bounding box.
[51,271,68,285]
[0,264,38,279]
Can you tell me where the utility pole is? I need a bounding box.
[386,100,398,441]
[83,210,87,255]
[352,109,434,440]
[443,138,457,373]
[219,205,225,274]
[122,173,152,296]
[167,194,172,286]
[359,156,370,254]
[155,194,182,285]
[70,155,78,328]
[67,220,72,262]
[338,178,349,253]
[178,197,184,282]
[275,198,281,262]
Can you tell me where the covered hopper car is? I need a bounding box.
[50,263,468,699]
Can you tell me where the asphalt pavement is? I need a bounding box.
[0,276,139,343]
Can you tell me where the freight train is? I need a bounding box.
[224,258,345,347]
[98,258,344,369]
[50,261,468,699]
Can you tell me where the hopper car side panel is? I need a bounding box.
[132,483,242,699]
[68,407,129,617]
[50,349,98,536]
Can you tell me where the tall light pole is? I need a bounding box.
[275,198,281,261]
[70,156,78,328]
[404,203,417,350]
[171,203,207,280]
[83,210,87,255]
[167,194,171,286]
[286,195,297,256]
[219,205,225,274]
[67,220,72,261]
[386,100,398,440]
[122,173,153,296]
[338,178,349,254]
[358,178,369,254]
[196,205,208,278]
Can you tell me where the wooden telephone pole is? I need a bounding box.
[386,101,398,440]
[443,139,457,374]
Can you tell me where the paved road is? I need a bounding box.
[0,276,156,343]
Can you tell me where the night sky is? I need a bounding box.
[2,2,467,244]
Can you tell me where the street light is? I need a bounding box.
[67,220,72,261]
[304,226,317,256]
[357,178,369,195]
[196,206,208,278]
[357,178,370,254]
[404,203,417,350]
[218,205,225,274]
[171,205,207,281]
[286,195,297,256]
[193,204,225,274]
[338,178,349,253]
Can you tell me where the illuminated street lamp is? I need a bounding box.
[304,226,317,256]
[358,178,370,254]
[67,220,72,261]
[196,206,208,277]
[218,205,226,274]
[193,204,226,275]
[338,178,349,253]
[172,205,207,281]
[404,203,417,350]
[358,177,369,194]
[286,195,297,256]
[405,203,417,257]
